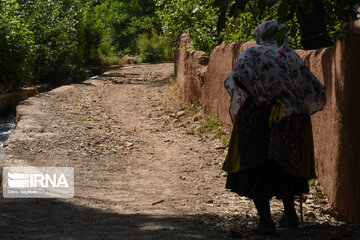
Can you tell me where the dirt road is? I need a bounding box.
[0,63,358,239]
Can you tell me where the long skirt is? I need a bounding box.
[225,158,309,199]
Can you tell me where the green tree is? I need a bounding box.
[19,0,86,82]
[0,0,34,87]
[96,0,161,54]
[155,0,295,53]
[214,0,360,50]
[156,0,221,54]
[0,0,111,87]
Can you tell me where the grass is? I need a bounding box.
[184,102,200,115]
[197,114,231,147]
[98,55,124,66]
[85,54,125,67]
[197,114,223,133]
[106,145,118,153]
[309,178,315,186]
[220,129,231,147]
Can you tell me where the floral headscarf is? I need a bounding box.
[224,20,326,122]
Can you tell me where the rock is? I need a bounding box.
[214,145,226,150]
[186,129,195,135]
[123,55,138,64]
[305,211,316,218]
[176,110,185,117]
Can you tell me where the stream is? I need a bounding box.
[0,113,16,149]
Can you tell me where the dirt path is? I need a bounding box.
[0,63,359,240]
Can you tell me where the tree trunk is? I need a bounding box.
[296,0,333,50]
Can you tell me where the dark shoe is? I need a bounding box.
[251,220,276,235]
[277,214,299,228]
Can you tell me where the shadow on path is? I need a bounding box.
[0,198,229,240]
[1,198,359,240]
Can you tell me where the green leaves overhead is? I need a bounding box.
[213,0,360,41]
[228,0,247,17]
[156,0,220,54]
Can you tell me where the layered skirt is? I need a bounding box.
[224,99,314,199]
[225,159,309,199]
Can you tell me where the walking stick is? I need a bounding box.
[300,194,304,228]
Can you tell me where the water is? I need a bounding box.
[0,113,16,149]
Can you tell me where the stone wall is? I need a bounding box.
[0,86,50,116]
[175,33,360,222]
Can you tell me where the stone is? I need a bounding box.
[176,110,185,117]
[122,55,138,64]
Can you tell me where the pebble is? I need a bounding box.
[176,110,185,117]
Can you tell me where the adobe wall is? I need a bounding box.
[298,38,360,223]
[203,41,256,123]
[175,32,360,222]
[174,34,193,92]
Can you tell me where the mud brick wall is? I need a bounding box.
[175,32,360,222]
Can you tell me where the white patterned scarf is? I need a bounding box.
[224,20,326,122]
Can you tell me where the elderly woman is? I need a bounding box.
[223,20,326,235]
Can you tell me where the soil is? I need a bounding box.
[0,63,359,240]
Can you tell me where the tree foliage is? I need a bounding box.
[155,0,303,53]
[214,0,360,48]
[137,30,173,63]
[0,0,112,86]
[156,0,360,52]
[0,0,162,87]
[95,0,161,54]
[19,0,87,81]
[0,0,34,87]
[2,0,359,87]
[156,0,219,54]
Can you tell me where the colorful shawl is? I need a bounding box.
[224,20,326,122]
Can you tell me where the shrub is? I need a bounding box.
[96,0,161,55]
[137,31,173,63]
[21,0,86,82]
[0,0,33,88]
[80,3,113,66]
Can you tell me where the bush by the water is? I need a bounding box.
[0,0,165,88]
[0,0,115,87]
[0,1,33,87]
